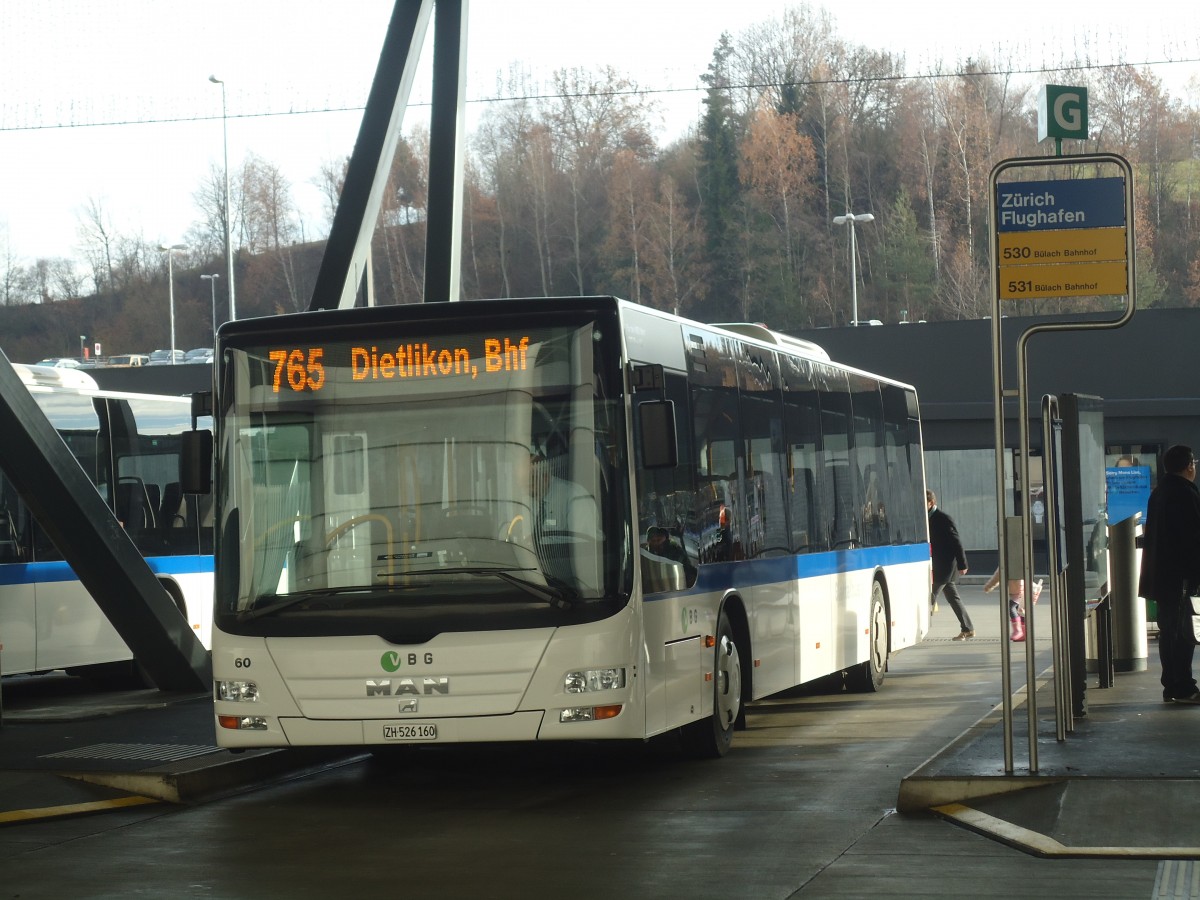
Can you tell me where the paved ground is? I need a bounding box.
[2,584,1199,898]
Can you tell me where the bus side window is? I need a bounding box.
[30,518,61,562]
[0,506,21,562]
[861,464,888,545]
[791,467,814,553]
[633,371,698,590]
[828,462,856,548]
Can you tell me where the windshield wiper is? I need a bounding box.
[383,565,579,608]
[237,586,381,622]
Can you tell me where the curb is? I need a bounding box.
[61,747,361,804]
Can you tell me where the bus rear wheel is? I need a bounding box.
[846,580,888,693]
[680,609,742,758]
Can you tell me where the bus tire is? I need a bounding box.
[846,580,888,693]
[680,608,742,758]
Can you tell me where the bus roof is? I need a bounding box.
[13,363,100,391]
[711,322,831,361]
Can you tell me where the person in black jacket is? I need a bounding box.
[928,489,974,640]
[1138,445,1200,704]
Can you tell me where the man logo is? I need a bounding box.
[365,678,450,696]
[380,651,403,672]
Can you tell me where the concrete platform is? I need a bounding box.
[898,635,1200,858]
[0,672,351,821]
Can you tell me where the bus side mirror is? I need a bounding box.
[638,400,677,469]
[181,429,214,494]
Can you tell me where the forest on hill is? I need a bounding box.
[2,4,1197,363]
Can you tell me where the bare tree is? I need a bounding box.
[313,157,348,231]
[241,153,302,310]
[377,130,428,304]
[741,104,817,290]
[604,148,653,303]
[76,197,118,299]
[187,163,230,264]
[473,73,546,297]
[641,174,708,315]
[546,65,657,294]
[47,258,87,300]
[935,239,988,319]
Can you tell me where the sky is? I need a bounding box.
[3,0,1200,268]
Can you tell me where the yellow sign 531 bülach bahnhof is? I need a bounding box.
[998,226,1128,299]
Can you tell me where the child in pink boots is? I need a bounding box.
[983,569,1043,641]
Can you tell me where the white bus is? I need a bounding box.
[200,297,930,756]
[0,364,214,681]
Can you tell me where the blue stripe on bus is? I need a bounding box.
[648,542,930,599]
[0,555,214,586]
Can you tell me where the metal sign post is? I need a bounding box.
[988,152,1136,774]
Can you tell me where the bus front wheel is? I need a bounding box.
[680,609,742,758]
[846,580,888,693]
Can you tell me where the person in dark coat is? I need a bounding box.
[1138,445,1200,703]
[928,489,974,640]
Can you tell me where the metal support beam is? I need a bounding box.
[308,0,434,310]
[0,352,210,691]
[423,0,467,302]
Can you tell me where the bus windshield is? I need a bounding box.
[216,314,631,634]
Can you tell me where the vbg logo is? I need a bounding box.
[380,651,403,672]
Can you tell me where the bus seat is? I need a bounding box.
[159,481,186,529]
[196,492,215,528]
[115,480,152,532]
[144,482,161,527]
[423,503,497,540]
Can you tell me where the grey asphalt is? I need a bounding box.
[0,586,1195,866]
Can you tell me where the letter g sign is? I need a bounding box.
[1039,84,1088,142]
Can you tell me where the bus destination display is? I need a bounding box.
[266,336,534,393]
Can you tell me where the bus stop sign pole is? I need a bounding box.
[988,151,1136,774]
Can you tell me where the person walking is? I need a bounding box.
[1138,445,1200,704]
[928,489,974,640]
[984,568,1042,642]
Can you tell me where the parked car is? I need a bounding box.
[184,347,214,364]
[146,349,186,365]
[35,357,82,369]
[107,354,149,367]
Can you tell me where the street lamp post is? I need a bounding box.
[159,244,186,363]
[201,274,220,344]
[209,75,236,321]
[832,211,875,326]
[79,335,86,362]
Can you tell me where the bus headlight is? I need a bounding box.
[563,667,626,694]
[216,680,259,702]
[218,715,268,730]
[560,704,623,723]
